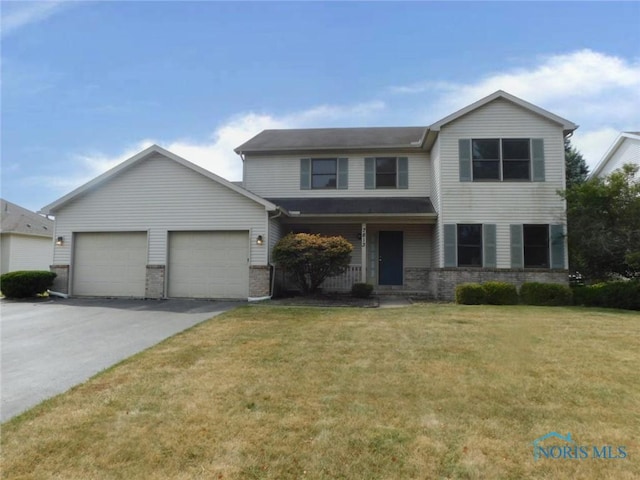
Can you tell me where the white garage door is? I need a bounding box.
[73,232,147,297]
[168,231,249,299]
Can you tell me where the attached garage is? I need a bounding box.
[41,145,277,299]
[168,231,249,299]
[73,232,147,297]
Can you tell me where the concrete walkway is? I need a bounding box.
[1,297,239,421]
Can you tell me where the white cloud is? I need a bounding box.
[35,49,640,196]
[1,1,69,37]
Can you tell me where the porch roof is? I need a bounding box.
[267,197,436,216]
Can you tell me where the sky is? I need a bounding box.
[1,1,639,213]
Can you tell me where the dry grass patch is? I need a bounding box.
[2,305,639,479]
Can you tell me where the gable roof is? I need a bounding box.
[234,127,427,155]
[40,145,277,214]
[236,91,578,155]
[590,131,640,178]
[1,198,54,237]
[429,90,579,134]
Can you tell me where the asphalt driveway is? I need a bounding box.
[1,297,238,422]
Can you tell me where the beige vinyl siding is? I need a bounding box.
[244,153,431,198]
[430,136,442,267]
[437,98,567,269]
[598,137,640,177]
[268,217,283,263]
[0,234,53,274]
[53,154,268,267]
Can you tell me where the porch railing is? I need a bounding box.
[320,264,362,291]
[277,264,363,293]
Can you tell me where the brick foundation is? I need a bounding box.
[49,265,70,294]
[249,265,271,298]
[145,265,165,299]
[427,268,569,301]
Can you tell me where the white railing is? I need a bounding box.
[320,265,362,291]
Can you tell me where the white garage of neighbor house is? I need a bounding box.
[1,199,54,274]
[40,145,276,300]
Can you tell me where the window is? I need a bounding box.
[471,139,531,181]
[523,224,549,268]
[376,157,397,188]
[457,224,482,267]
[311,158,337,189]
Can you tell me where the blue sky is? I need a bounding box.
[2,1,639,212]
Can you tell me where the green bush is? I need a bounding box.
[483,281,518,305]
[0,270,57,299]
[573,281,640,310]
[520,282,573,306]
[455,283,486,305]
[351,282,374,299]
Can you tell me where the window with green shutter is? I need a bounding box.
[460,138,542,182]
[365,157,409,189]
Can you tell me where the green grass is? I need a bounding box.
[2,304,639,479]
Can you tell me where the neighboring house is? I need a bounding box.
[41,90,576,300]
[1,199,54,274]
[589,131,640,179]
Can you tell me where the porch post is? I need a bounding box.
[361,223,367,283]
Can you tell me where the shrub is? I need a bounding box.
[573,281,640,310]
[520,282,573,306]
[483,281,518,305]
[455,283,486,305]
[0,270,57,299]
[351,282,373,299]
[272,233,353,294]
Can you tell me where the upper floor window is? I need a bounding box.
[472,138,530,181]
[375,157,397,188]
[311,158,337,189]
[300,157,348,190]
[365,157,408,189]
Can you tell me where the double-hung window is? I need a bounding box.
[523,224,549,268]
[364,157,408,189]
[470,138,531,181]
[457,224,483,267]
[311,158,337,189]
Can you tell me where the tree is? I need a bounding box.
[561,164,640,281]
[272,233,353,294]
[564,138,589,189]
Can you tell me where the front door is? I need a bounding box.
[378,231,403,285]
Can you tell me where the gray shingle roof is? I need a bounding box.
[235,127,427,154]
[266,197,435,215]
[1,199,53,237]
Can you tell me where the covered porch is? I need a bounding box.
[269,197,437,294]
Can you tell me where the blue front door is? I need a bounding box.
[378,231,403,285]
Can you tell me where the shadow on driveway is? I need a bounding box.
[1,297,241,422]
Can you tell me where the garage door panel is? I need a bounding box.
[168,231,248,299]
[73,232,147,297]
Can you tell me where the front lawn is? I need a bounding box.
[2,305,638,479]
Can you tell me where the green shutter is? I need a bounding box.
[550,224,565,269]
[365,157,375,189]
[444,224,457,267]
[483,224,497,268]
[337,157,348,189]
[398,157,409,189]
[300,158,311,190]
[459,139,472,182]
[532,139,545,182]
[510,224,523,268]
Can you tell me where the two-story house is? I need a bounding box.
[41,90,576,300]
